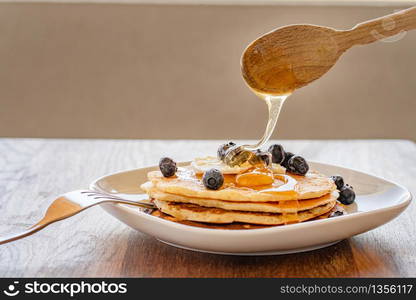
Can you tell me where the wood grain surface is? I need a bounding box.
[0,139,415,277]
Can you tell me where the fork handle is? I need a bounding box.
[0,225,45,245]
[0,190,154,246]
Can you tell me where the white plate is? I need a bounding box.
[90,161,411,255]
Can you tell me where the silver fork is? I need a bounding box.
[0,190,154,245]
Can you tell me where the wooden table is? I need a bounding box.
[0,139,415,277]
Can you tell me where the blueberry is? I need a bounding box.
[330,175,345,189]
[329,209,345,218]
[329,204,346,218]
[338,185,355,205]
[281,151,294,168]
[202,168,224,190]
[159,157,177,177]
[217,142,236,161]
[287,155,309,175]
[268,144,285,164]
[254,150,272,166]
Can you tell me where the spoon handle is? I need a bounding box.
[341,6,416,49]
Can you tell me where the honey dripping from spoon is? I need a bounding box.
[223,94,289,167]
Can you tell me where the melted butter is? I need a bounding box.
[235,168,274,186]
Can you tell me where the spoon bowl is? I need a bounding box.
[242,25,342,95]
[241,7,416,95]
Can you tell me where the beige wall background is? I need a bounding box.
[0,2,415,140]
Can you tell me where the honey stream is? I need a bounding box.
[222,92,300,223]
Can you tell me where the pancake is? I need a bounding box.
[144,183,338,213]
[150,210,276,229]
[147,166,336,202]
[153,199,336,225]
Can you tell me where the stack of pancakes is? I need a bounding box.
[141,157,339,227]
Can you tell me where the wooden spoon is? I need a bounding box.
[242,6,416,95]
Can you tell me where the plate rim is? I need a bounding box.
[90,160,412,235]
